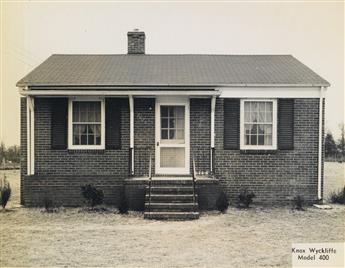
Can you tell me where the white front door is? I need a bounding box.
[155,97,190,175]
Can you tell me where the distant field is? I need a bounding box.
[324,162,345,200]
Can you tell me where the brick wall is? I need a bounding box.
[134,98,155,176]
[214,98,323,204]
[20,98,27,204]
[190,98,211,174]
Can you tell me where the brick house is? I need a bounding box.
[17,30,329,219]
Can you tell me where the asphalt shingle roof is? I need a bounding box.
[16,54,330,87]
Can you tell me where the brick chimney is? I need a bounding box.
[127,29,145,54]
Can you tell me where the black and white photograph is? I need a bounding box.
[0,1,344,267]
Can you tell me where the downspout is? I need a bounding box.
[317,86,324,200]
[26,97,31,175]
[26,96,35,175]
[129,95,134,175]
[210,96,216,174]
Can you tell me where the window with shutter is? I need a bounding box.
[240,99,278,150]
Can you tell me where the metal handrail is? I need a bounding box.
[192,156,197,212]
[148,152,152,218]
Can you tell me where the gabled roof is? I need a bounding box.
[16,54,330,88]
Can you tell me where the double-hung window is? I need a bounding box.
[68,98,105,149]
[240,99,277,150]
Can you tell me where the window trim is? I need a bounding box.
[68,97,105,150]
[240,98,277,150]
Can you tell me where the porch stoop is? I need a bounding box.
[144,177,199,220]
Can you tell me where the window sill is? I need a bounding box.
[240,149,277,155]
[68,149,105,155]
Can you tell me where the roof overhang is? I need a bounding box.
[18,84,329,98]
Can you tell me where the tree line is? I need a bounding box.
[325,125,345,161]
[0,142,20,164]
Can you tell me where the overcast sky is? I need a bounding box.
[1,1,344,146]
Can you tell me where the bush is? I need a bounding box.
[118,188,129,214]
[0,175,11,209]
[43,196,55,212]
[293,195,305,210]
[81,184,104,208]
[238,189,255,208]
[330,187,345,204]
[216,191,229,213]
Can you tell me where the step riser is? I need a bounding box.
[150,180,194,186]
[144,214,199,220]
[145,205,197,212]
[146,196,197,203]
[148,188,194,194]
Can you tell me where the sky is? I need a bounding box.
[1,1,344,146]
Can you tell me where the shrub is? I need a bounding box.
[81,184,104,208]
[293,195,305,210]
[216,191,229,213]
[238,189,255,208]
[43,196,54,212]
[330,187,345,204]
[118,188,129,214]
[0,175,11,209]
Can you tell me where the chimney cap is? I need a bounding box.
[127,29,145,35]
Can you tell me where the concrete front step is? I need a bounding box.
[148,186,194,194]
[150,179,194,186]
[145,194,197,203]
[145,202,198,212]
[144,211,199,220]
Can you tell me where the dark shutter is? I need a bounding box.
[278,99,294,150]
[224,99,240,150]
[51,98,68,150]
[106,98,121,149]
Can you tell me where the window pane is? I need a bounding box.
[176,130,184,139]
[244,111,250,122]
[244,102,250,112]
[95,125,101,145]
[259,102,265,113]
[169,130,175,139]
[244,124,251,135]
[169,118,175,128]
[265,135,272,145]
[169,107,174,117]
[258,135,265,145]
[251,111,258,122]
[81,125,87,135]
[250,135,257,145]
[161,130,168,139]
[81,135,87,145]
[265,125,272,135]
[258,110,265,122]
[250,124,258,135]
[161,107,168,117]
[266,111,272,122]
[258,125,265,135]
[245,135,250,145]
[266,102,273,112]
[161,119,168,128]
[176,119,184,129]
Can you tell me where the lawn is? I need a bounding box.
[0,163,344,267]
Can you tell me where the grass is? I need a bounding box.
[0,163,344,267]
